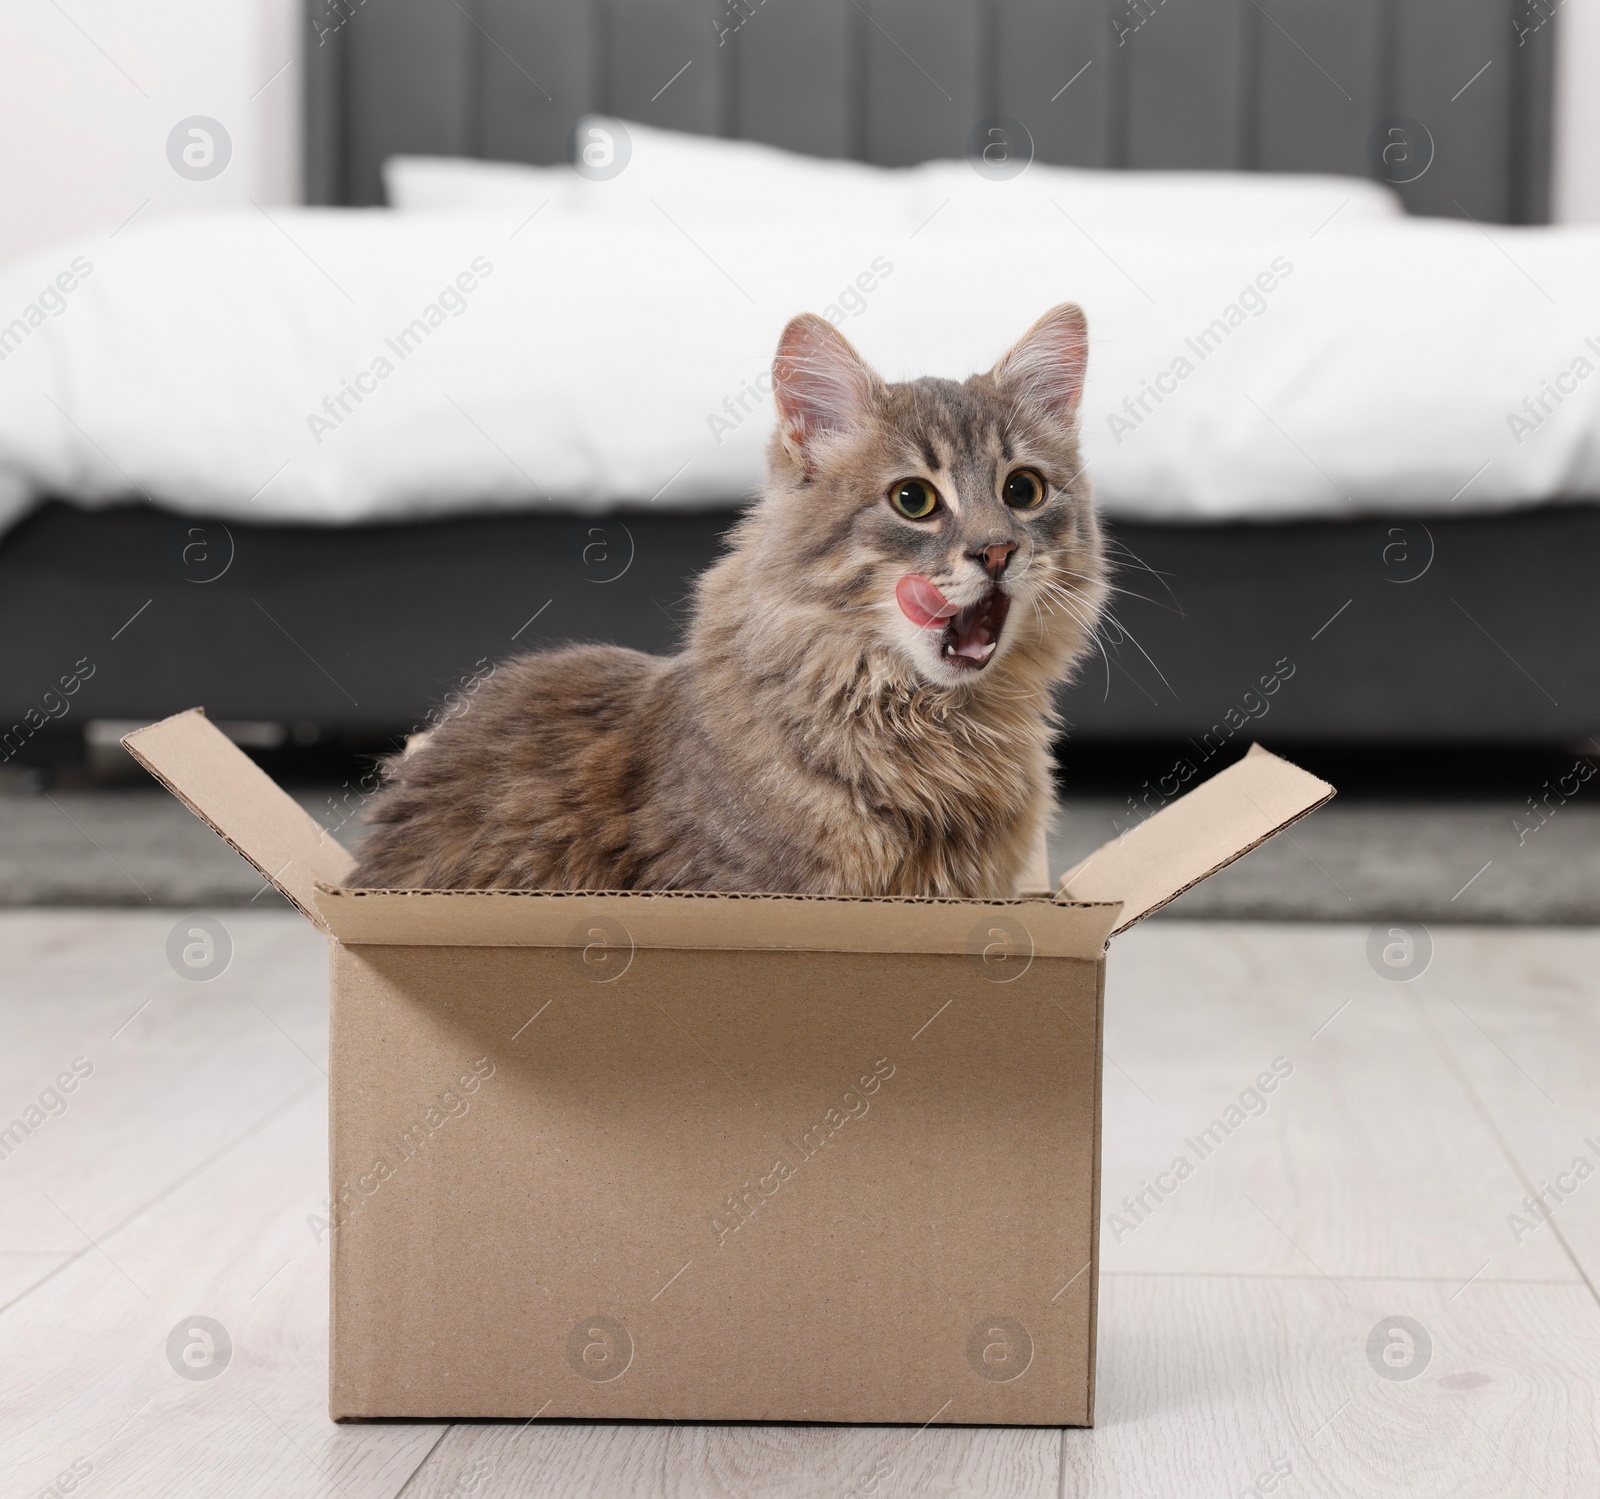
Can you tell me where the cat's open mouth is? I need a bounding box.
[941,588,1011,669]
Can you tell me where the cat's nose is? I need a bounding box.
[973,541,1017,579]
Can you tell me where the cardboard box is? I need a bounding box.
[124,710,1332,1426]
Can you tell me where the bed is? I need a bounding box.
[4,0,1596,766]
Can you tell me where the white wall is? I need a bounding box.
[0,0,1596,262]
[0,0,300,265]
[1553,0,1600,222]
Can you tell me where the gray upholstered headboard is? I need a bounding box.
[304,0,1554,223]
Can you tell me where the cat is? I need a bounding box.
[351,303,1107,897]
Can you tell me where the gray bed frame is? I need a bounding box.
[5,0,1594,764]
[304,0,1553,223]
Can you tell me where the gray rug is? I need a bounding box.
[1,783,1596,923]
[1047,798,1600,924]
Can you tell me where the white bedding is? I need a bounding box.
[383,115,1407,237]
[3,128,1599,534]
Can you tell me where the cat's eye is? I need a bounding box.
[1003,469,1046,509]
[889,479,939,520]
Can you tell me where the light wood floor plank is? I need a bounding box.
[1073,1271,1600,1497]
[398,1422,1057,1499]
[0,912,438,1498]
[1099,924,1578,1283]
[0,1082,442,1498]
[0,911,329,1251]
[1410,927,1600,1291]
[0,1253,71,1305]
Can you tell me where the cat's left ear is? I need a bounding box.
[991,303,1089,423]
[772,313,880,471]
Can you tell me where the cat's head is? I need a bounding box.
[734,305,1104,697]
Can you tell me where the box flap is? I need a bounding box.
[122,709,354,929]
[1060,744,1334,935]
[312,884,1122,960]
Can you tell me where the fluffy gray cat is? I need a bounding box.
[353,304,1107,896]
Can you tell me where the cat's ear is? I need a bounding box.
[991,303,1089,423]
[772,313,879,470]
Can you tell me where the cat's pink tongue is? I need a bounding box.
[896,574,959,630]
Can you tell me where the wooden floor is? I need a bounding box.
[1,912,1597,1497]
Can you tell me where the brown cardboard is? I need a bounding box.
[1061,744,1335,933]
[327,941,1107,1423]
[123,711,1332,1426]
[122,709,354,927]
[310,885,1119,960]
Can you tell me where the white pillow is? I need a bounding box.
[383,154,580,213]
[904,160,1403,239]
[583,116,1403,234]
[385,119,913,226]
[568,116,908,223]
[387,120,1402,243]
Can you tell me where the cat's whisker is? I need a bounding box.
[1048,595,1115,703]
[1088,607,1177,700]
[1032,578,1086,614]
[1098,535,1185,614]
[1054,591,1107,640]
[1089,583,1169,608]
[1040,584,1102,632]
[1038,584,1113,631]
[1051,564,1165,612]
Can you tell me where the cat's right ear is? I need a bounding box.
[772,314,878,472]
